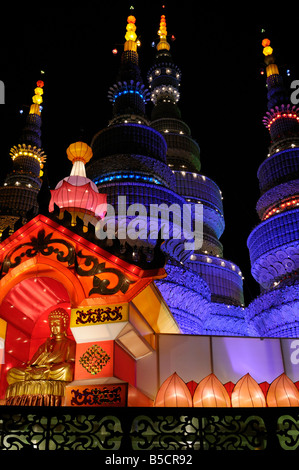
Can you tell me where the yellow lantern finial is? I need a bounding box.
[29,80,44,116]
[157,14,170,51]
[124,15,138,52]
[262,38,279,77]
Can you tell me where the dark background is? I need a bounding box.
[1,1,299,304]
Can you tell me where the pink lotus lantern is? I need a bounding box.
[266,373,299,407]
[49,142,107,226]
[154,372,192,407]
[193,373,231,407]
[231,373,266,407]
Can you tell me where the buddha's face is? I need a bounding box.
[49,317,66,337]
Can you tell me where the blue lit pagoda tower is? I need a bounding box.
[247,37,299,337]
[0,81,46,234]
[86,15,212,333]
[148,15,246,335]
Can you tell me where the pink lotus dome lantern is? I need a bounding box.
[154,372,193,407]
[49,142,107,228]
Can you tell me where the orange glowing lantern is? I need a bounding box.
[262,38,271,47]
[36,80,44,88]
[231,373,266,407]
[266,373,299,407]
[127,15,136,23]
[154,372,192,407]
[193,373,231,407]
[66,141,93,164]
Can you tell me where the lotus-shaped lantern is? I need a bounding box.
[155,372,192,407]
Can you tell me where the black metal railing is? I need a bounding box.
[0,406,298,451]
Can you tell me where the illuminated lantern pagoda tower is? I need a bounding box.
[0,81,46,235]
[87,15,212,333]
[148,15,246,335]
[246,38,299,337]
[87,15,183,235]
[87,15,186,229]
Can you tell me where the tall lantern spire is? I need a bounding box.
[148,12,245,330]
[246,35,299,337]
[147,13,182,121]
[0,79,46,235]
[15,79,46,153]
[107,15,149,124]
[261,36,299,150]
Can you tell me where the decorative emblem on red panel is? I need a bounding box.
[70,385,125,406]
[79,344,110,375]
[75,305,123,325]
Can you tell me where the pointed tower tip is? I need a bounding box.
[157,14,170,51]
[124,15,138,52]
[29,80,44,116]
[260,34,299,146]
[262,37,279,77]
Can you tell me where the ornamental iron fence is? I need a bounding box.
[0,406,298,451]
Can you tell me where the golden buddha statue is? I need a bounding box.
[6,307,76,406]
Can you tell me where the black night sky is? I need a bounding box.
[1,1,299,304]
